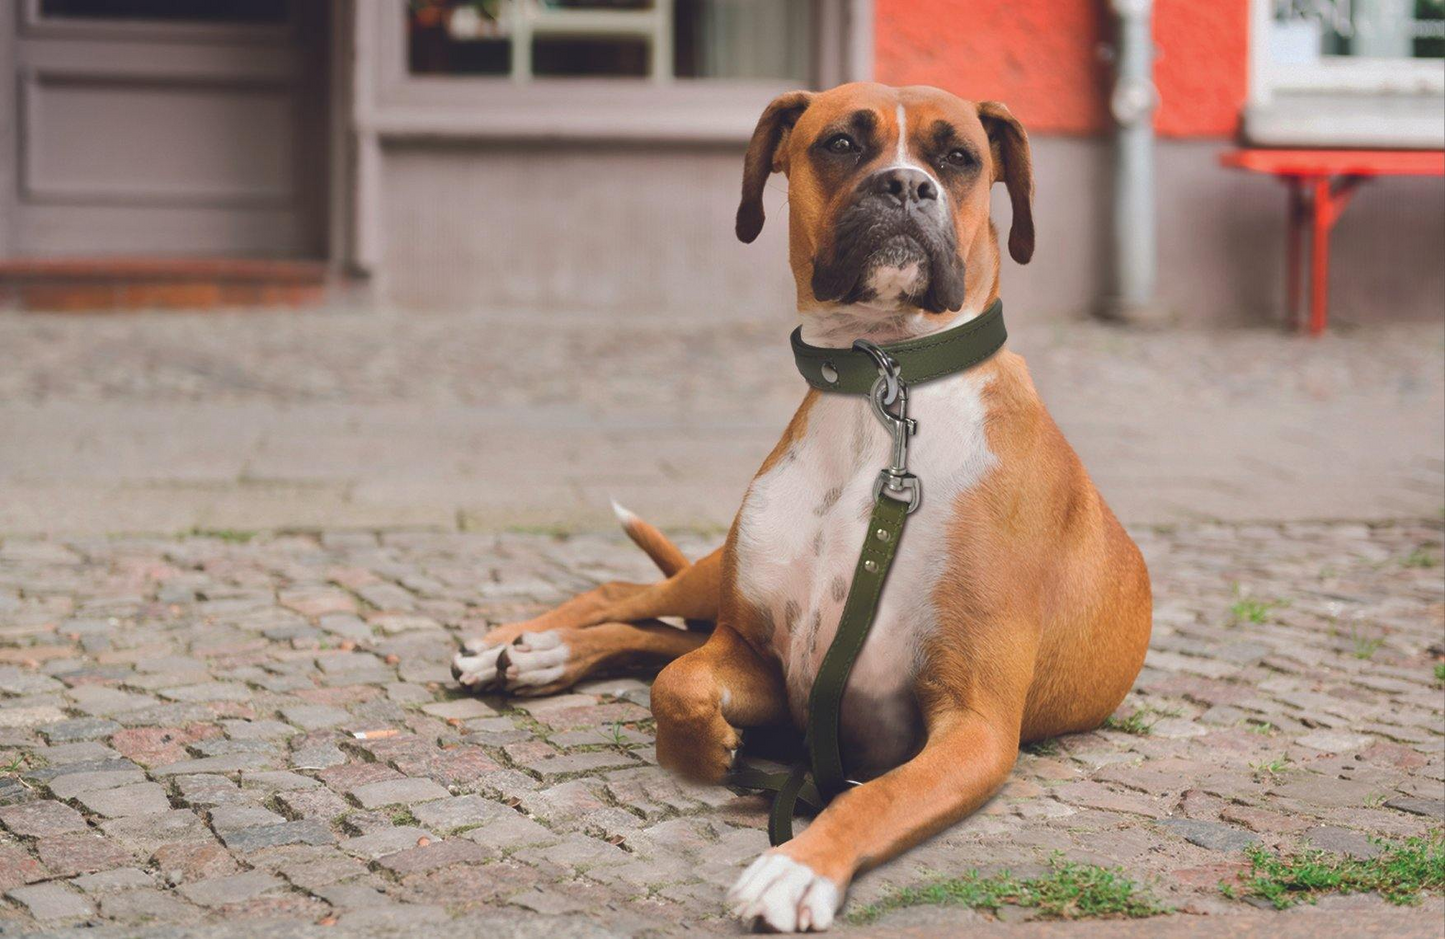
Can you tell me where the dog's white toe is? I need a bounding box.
[504,630,570,692]
[728,852,841,933]
[451,644,504,688]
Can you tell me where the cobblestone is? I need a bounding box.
[349,777,449,809]
[69,867,152,893]
[5,881,94,921]
[177,870,285,908]
[34,833,134,877]
[72,781,171,818]
[0,799,89,837]
[0,520,1440,934]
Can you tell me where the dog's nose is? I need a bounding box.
[868,168,938,206]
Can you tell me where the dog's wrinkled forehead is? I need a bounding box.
[790,85,992,190]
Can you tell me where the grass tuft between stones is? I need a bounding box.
[1102,704,1181,736]
[1228,584,1289,625]
[848,854,1170,924]
[1222,834,1445,909]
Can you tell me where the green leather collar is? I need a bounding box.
[790,298,1007,395]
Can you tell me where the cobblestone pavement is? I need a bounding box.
[0,519,1441,937]
[0,308,1440,534]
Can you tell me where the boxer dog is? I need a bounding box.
[453,82,1152,932]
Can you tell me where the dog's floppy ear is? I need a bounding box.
[736,91,812,244]
[977,101,1035,264]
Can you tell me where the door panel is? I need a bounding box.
[27,80,294,203]
[11,0,324,259]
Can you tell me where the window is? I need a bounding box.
[405,0,813,83]
[1252,0,1444,97]
[1246,0,1444,145]
[1269,0,1442,62]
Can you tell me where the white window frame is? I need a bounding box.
[1248,0,1445,107]
[359,0,872,143]
[495,1,676,84]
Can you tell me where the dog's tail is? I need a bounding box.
[611,499,689,577]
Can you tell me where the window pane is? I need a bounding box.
[405,0,813,80]
[409,1,510,75]
[533,38,649,77]
[1271,0,1444,61]
[40,0,288,23]
[675,0,812,81]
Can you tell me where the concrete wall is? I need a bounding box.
[379,136,1445,328]
[380,141,796,317]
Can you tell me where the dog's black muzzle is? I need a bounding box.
[811,167,967,314]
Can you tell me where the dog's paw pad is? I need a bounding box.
[727,853,841,933]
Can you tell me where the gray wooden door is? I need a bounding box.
[7,0,327,258]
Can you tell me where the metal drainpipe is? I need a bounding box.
[1107,0,1161,322]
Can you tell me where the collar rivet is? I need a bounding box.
[821,363,839,384]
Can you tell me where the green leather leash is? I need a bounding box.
[732,299,1008,846]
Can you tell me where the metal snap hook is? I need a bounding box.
[852,339,900,406]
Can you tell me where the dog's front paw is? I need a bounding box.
[728,851,843,933]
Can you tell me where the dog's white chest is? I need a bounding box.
[734,372,997,774]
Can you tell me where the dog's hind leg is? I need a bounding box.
[453,506,722,691]
[492,620,710,696]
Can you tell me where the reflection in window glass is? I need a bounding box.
[676,0,811,80]
[1270,0,1444,63]
[534,38,649,77]
[407,0,812,80]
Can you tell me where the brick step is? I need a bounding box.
[0,257,330,312]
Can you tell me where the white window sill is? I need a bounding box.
[1243,91,1445,149]
[364,79,795,145]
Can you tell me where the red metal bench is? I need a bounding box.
[1219,149,1445,336]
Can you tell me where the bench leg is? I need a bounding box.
[1286,177,1305,331]
[1309,176,1330,337]
[1304,174,1365,337]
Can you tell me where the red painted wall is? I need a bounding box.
[874,0,1249,138]
[1153,0,1250,137]
[874,0,1110,134]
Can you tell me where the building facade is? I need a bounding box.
[2,0,1441,326]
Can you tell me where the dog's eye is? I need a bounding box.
[943,148,974,168]
[824,134,859,155]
